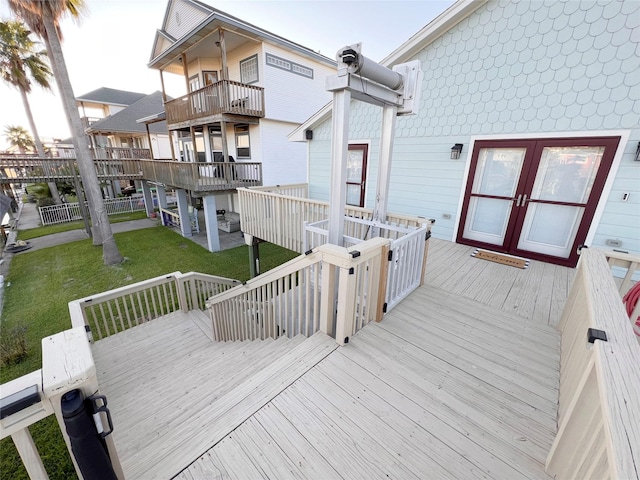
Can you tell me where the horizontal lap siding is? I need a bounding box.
[306,0,640,253]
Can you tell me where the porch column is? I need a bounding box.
[202,194,221,252]
[328,89,352,246]
[141,180,154,217]
[176,188,192,238]
[156,184,168,226]
[372,104,398,236]
[202,126,213,163]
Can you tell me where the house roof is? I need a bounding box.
[86,91,170,135]
[149,0,335,73]
[76,87,148,107]
[288,0,488,142]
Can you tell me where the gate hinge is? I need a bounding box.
[348,267,355,275]
[425,231,431,241]
[387,250,393,261]
[382,302,388,313]
[350,250,361,258]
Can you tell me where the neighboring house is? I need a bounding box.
[85,91,172,159]
[291,0,640,267]
[76,87,171,159]
[147,0,337,187]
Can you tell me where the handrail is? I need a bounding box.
[545,248,640,479]
[207,237,391,344]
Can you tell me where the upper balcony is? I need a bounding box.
[164,80,265,129]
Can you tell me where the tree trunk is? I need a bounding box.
[18,86,62,204]
[41,14,123,265]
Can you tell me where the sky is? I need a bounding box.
[0,0,455,150]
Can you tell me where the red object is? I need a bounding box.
[622,282,640,337]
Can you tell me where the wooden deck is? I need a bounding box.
[93,240,571,479]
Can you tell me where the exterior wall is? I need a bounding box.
[227,43,263,85]
[165,0,209,41]
[151,134,172,158]
[307,0,640,254]
[262,44,334,123]
[259,119,307,185]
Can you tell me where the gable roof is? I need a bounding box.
[86,92,170,135]
[149,0,335,73]
[288,0,487,141]
[76,87,148,107]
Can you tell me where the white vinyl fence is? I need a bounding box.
[39,196,146,226]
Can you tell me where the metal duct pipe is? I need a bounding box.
[338,47,404,90]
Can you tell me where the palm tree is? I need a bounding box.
[0,19,61,203]
[3,124,35,153]
[7,0,123,265]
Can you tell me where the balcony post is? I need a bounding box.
[176,189,192,238]
[203,195,221,252]
[140,180,154,217]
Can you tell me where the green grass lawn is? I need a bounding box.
[16,210,149,240]
[0,226,298,479]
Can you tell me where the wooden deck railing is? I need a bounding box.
[1,329,125,480]
[140,159,262,192]
[68,272,241,340]
[159,206,200,234]
[207,237,390,345]
[239,184,430,253]
[164,80,265,126]
[0,156,144,183]
[546,248,640,479]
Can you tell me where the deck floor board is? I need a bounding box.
[92,239,569,479]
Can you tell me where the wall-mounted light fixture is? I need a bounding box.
[635,142,640,162]
[451,143,463,160]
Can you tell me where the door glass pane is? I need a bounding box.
[531,146,604,203]
[463,197,514,245]
[346,185,361,206]
[517,203,584,257]
[472,148,526,197]
[347,150,364,183]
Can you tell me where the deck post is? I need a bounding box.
[42,328,125,480]
[140,180,154,217]
[335,265,357,345]
[319,261,337,337]
[247,235,260,278]
[175,189,192,238]
[203,195,221,252]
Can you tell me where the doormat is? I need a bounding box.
[471,249,530,269]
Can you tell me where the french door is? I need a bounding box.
[346,144,368,207]
[457,137,620,266]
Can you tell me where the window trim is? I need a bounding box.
[239,54,259,84]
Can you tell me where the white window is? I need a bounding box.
[240,55,258,84]
[235,125,250,158]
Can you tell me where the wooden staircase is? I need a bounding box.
[91,310,337,479]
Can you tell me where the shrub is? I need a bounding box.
[0,324,28,366]
[36,197,56,208]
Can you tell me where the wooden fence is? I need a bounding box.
[546,248,640,479]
